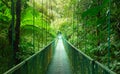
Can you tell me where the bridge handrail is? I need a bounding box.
[63,38,116,74]
[66,39,93,61]
[4,40,55,74]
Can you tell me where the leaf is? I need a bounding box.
[82,6,101,18]
[102,0,110,7]
[97,16,107,25]
[82,0,110,18]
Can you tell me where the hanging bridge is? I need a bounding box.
[4,35,116,74]
[0,0,118,73]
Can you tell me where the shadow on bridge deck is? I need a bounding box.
[46,37,72,74]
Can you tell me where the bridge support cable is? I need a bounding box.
[77,5,79,49]
[42,0,44,47]
[41,0,44,73]
[72,3,75,42]
[107,0,111,68]
[72,3,76,73]
[72,4,74,43]
[46,0,50,45]
[33,0,35,50]
[47,0,50,45]
[45,1,47,45]
[11,0,15,64]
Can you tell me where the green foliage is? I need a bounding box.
[60,0,120,73]
[0,0,56,73]
[19,38,35,61]
[0,3,11,26]
[82,6,101,18]
[18,2,56,61]
[0,1,14,73]
[0,0,120,73]
[82,0,110,18]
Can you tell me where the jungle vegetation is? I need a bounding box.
[0,0,120,73]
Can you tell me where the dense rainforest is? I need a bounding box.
[0,0,120,73]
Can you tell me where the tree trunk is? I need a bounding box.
[8,0,15,66]
[14,0,21,64]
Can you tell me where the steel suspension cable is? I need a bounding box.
[73,3,76,73]
[108,0,111,67]
[33,0,35,50]
[46,0,48,45]
[41,0,44,69]
[45,0,47,45]
[73,4,75,44]
[43,1,45,46]
[50,0,52,24]
[72,4,74,43]
[84,17,87,53]
[76,3,79,48]
[42,0,44,47]
[47,0,50,45]
[11,0,15,64]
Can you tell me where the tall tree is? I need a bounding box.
[14,0,21,64]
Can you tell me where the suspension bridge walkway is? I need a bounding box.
[46,37,72,74]
[4,36,116,74]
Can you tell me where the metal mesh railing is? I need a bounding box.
[63,39,116,74]
[4,40,55,74]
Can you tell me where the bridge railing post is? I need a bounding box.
[91,60,95,74]
[4,40,55,74]
[61,38,116,74]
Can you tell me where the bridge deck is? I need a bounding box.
[46,37,72,74]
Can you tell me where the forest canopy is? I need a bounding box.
[0,0,120,73]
